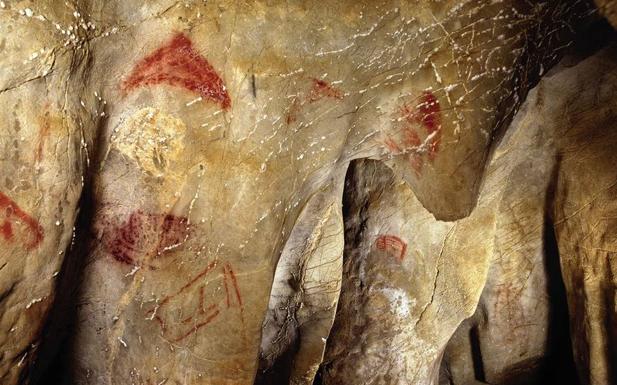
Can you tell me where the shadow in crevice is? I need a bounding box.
[539,216,580,385]
[26,56,110,385]
[27,183,97,385]
[438,217,580,385]
[602,267,617,385]
[469,325,487,383]
[254,321,301,385]
[27,159,102,385]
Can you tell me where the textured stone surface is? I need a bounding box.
[549,49,617,385]
[321,78,556,384]
[440,46,617,385]
[0,1,614,385]
[0,2,98,384]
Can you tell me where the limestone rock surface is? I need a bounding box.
[0,1,615,385]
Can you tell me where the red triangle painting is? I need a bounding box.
[121,33,231,110]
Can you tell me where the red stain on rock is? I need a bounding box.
[101,210,190,266]
[308,78,344,102]
[286,78,345,124]
[146,260,243,342]
[385,91,442,175]
[0,192,44,250]
[286,98,302,125]
[35,111,51,163]
[375,235,407,262]
[1,221,13,240]
[224,262,243,309]
[414,91,441,160]
[121,33,231,110]
[384,137,402,153]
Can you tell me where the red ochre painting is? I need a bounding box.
[121,33,231,110]
[0,191,44,250]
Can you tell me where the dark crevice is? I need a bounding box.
[26,157,101,385]
[26,50,110,385]
[27,186,97,385]
[254,318,301,385]
[470,325,487,383]
[540,214,580,385]
[312,365,323,385]
[313,159,386,385]
[602,267,617,384]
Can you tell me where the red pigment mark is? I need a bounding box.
[308,78,344,102]
[146,261,243,342]
[121,33,231,110]
[0,192,44,250]
[286,78,345,124]
[101,210,190,266]
[494,280,526,343]
[375,235,407,262]
[286,98,302,125]
[384,91,442,175]
[224,262,243,309]
[384,137,402,153]
[35,107,52,163]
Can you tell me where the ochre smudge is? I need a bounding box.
[121,33,231,110]
[35,115,51,163]
[286,78,345,124]
[101,210,190,266]
[386,91,442,175]
[308,78,344,102]
[286,98,301,125]
[375,234,407,262]
[35,106,64,164]
[0,192,44,250]
[412,91,441,160]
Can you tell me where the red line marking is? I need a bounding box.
[224,262,243,308]
[223,267,231,308]
[35,117,50,163]
[153,314,166,332]
[121,33,231,110]
[146,260,245,342]
[417,92,440,133]
[157,261,219,309]
[157,214,189,253]
[409,153,423,174]
[171,308,220,343]
[0,192,44,250]
[375,235,407,262]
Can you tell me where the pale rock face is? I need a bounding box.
[0,1,615,385]
[441,82,561,385]
[0,2,96,384]
[321,80,555,385]
[548,49,617,385]
[441,47,617,385]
